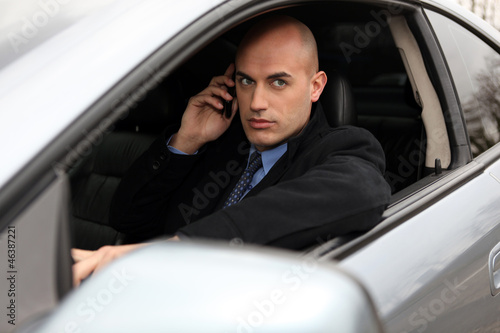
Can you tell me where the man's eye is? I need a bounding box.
[272,79,286,87]
[241,78,253,86]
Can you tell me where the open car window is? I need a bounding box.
[62,2,456,253]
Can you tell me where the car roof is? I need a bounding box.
[0,0,224,191]
[0,0,118,69]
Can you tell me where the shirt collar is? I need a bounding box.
[249,143,288,175]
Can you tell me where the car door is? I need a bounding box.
[0,172,73,333]
[332,3,500,333]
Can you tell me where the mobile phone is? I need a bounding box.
[223,74,236,118]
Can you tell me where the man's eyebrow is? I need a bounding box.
[235,71,254,81]
[267,72,292,79]
[235,71,292,81]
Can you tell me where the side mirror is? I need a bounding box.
[31,242,384,333]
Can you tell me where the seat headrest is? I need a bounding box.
[320,70,357,127]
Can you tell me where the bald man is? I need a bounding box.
[72,16,391,285]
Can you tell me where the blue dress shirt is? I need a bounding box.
[166,135,287,201]
[243,143,287,198]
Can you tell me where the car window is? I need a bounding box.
[425,10,500,157]
[62,2,433,252]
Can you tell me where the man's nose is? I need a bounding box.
[250,84,268,112]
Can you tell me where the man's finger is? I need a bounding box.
[191,94,224,110]
[72,251,103,287]
[209,64,235,87]
[71,248,95,262]
[232,97,238,114]
[207,86,234,102]
[224,63,235,77]
[210,74,234,89]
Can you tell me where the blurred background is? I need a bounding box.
[453,0,500,29]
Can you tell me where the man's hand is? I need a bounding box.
[169,64,238,154]
[71,236,180,287]
[72,244,144,287]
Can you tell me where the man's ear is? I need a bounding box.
[310,71,327,103]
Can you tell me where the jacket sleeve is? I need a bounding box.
[109,128,203,240]
[178,127,391,249]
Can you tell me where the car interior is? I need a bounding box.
[67,2,454,251]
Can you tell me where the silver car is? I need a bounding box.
[1,0,500,332]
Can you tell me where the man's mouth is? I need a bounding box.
[248,118,274,129]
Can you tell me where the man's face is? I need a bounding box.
[235,30,321,152]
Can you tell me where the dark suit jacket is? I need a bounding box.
[110,103,391,249]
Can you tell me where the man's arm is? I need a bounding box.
[73,65,238,284]
[177,126,391,249]
[109,64,239,239]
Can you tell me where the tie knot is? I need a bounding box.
[247,152,262,173]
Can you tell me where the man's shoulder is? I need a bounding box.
[315,124,385,162]
[320,125,379,144]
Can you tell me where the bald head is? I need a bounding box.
[236,15,319,74]
[233,14,327,152]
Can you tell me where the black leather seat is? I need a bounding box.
[319,70,424,194]
[354,79,424,194]
[69,82,180,250]
[320,69,357,127]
